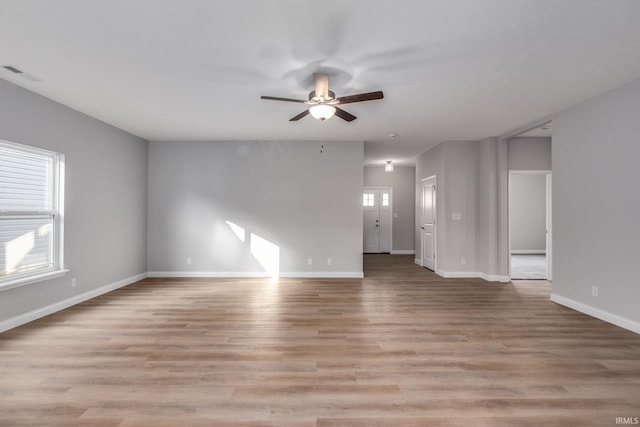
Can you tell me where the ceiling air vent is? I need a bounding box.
[3,65,23,74]
[2,65,41,82]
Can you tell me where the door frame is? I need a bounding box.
[420,175,437,271]
[508,170,552,280]
[363,187,393,254]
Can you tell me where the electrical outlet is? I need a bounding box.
[592,286,598,298]
[307,258,313,266]
[71,278,77,288]
[460,258,466,265]
[186,257,192,265]
[327,258,332,266]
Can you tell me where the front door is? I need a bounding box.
[363,188,392,253]
[421,177,436,270]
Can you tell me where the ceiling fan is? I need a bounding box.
[261,73,383,122]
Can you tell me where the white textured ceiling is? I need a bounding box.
[1,0,640,165]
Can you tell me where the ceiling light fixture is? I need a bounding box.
[385,161,394,172]
[309,104,336,121]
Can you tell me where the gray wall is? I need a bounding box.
[510,173,546,252]
[147,140,364,276]
[415,142,446,267]
[508,137,552,170]
[415,142,480,274]
[363,165,415,252]
[552,77,640,327]
[0,79,148,326]
[475,137,500,278]
[443,142,478,273]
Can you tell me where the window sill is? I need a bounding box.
[0,269,69,292]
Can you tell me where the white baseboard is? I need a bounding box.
[550,293,640,335]
[0,273,147,333]
[433,269,510,283]
[147,271,364,279]
[511,250,546,255]
[436,269,479,279]
[479,273,511,283]
[391,250,415,255]
[148,271,266,278]
[281,272,364,279]
[414,258,422,266]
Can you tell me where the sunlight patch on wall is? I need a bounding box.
[250,233,280,279]
[225,220,246,242]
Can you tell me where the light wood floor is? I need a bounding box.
[1,255,639,426]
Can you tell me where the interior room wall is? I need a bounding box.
[508,137,552,170]
[415,142,445,268]
[363,165,416,253]
[510,173,546,253]
[475,137,500,279]
[415,141,480,275]
[147,140,364,277]
[443,142,478,274]
[0,79,149,331]
[552,77,640,332]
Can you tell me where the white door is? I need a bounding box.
[545,173,553,281]
[379,189,392,253]
[363,190,380,253]
[421,177,436,270]
[363,188,392,253]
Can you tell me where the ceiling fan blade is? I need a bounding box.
[334,107,356,122]
[261,95,307,103]
[289,110,310,121]
[336,91,384,105]
[313,73,329,99]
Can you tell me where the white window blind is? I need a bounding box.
[0,141,62,283]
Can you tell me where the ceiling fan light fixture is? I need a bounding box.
[309,104,336,121]
[385,161,394,172]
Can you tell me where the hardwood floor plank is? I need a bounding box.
[1,254,639,425]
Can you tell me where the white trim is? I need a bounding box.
[148,271,266,278]
[510,250,546,255]
[281,271,364,279]
[435,269,478,279]
[414,258,422,266]
[391,250,415,255]
[434,269,510,283]
[0,273,147,333]
[551,293,640,335]
[147,271,364,279]
[0,269,69,292]
[479,273,511,283]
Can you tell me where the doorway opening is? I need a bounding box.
[363,187,392,253]
[509,171,552,280]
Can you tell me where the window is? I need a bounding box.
[363,193,375,207]
[0,140,65,288]
[382,193,389,207]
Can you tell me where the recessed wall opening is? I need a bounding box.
[507,121,552,281]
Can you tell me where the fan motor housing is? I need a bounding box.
[309,90,336,101]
